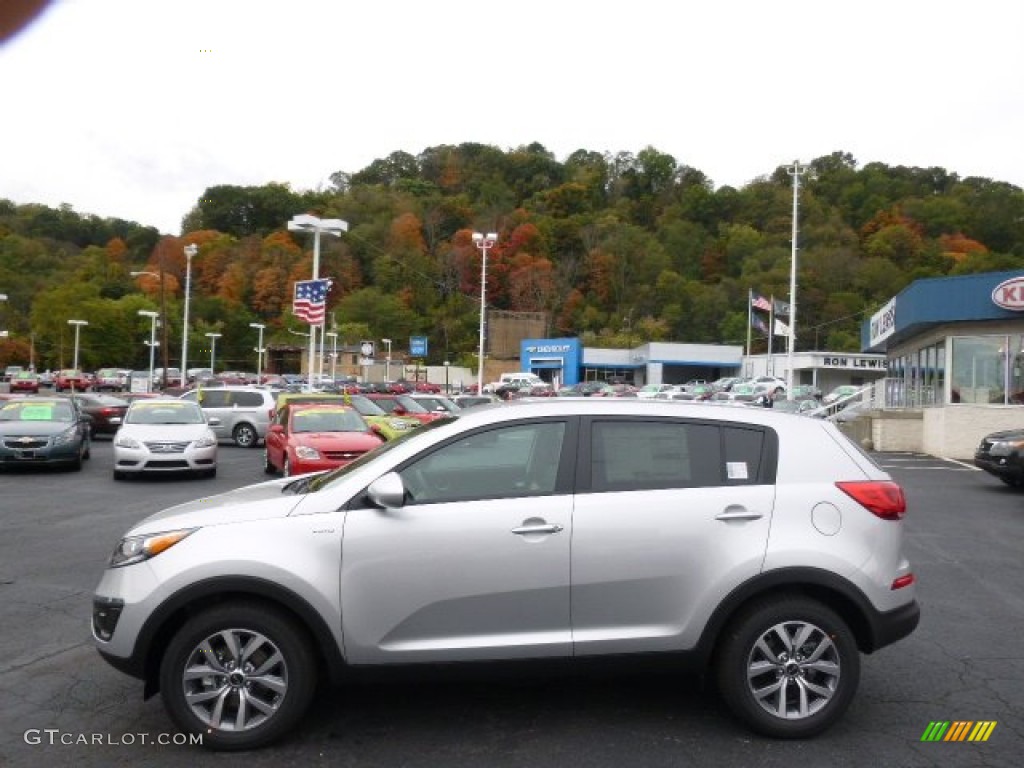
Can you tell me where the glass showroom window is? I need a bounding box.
[950,336,1007,404]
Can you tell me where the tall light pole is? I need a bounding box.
[287,214,348,392]
[472,232,497,393]
[67,319,88,371]
[182,244,197,382]
[325,331,338,381]
[130,268,168,388]
[381,338,392,381]
[0,293,7,344]
[206,332,221,373]
[138,310,159,390]
[249,322,265,383]
[786,161,807,400]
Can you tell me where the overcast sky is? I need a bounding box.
[2,0,1021,235]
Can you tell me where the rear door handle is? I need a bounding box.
[511,523,564,535]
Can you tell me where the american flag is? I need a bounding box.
[750,291,772,313]
[293,279,332,324]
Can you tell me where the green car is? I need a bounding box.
[273,392,421,440]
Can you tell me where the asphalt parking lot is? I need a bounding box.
[0,443,1021,767]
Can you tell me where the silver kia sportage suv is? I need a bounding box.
[93,398,919,750]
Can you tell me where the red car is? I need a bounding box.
[9,371,41,393]
[263,403,385,477]
[364,393,449,424]
[54,369,90,392]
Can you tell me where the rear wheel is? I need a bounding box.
[158,602,317,751]
[232,423,259,448]
[716,597,859,739]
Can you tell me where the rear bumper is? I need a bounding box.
[868,599,921,652]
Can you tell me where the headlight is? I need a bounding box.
[109,528,196,568]
[115,434,142,449]
[989,440,1024,457]
[295,445,320,459]
[192,432,217,448]
[53,427,79,446]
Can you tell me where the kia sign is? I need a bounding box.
[991,276,1024,311]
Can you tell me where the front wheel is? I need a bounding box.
[232,423,259,448]
[716,597,859,739]
[158,602,317,751]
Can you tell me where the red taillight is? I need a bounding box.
[835,480,906,520]
[891,573,915,590]
[100,407,116,416]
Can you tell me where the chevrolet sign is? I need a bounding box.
[992,276,1024,311]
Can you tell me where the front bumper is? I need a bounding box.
[113,443,217,473]
[974,453,1024,480]
[0,438,82,465]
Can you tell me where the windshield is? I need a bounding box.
[348,395,387,416]
[126,402,205,424]
[0,401,74,422]
[291,408,367,433]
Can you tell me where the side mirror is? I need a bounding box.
[366,472,406,509]
[393,406,407,415]
[269,424,284,434]
[369,423,386,439]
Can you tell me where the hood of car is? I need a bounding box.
[118,423,213,440]
[128,477,306,534]
[291,431,383,450]
[981,429,1024,442]
[0,420,76,436]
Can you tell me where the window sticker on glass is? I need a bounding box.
[18,404,55,420]
[726,461,749,480]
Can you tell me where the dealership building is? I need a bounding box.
[859,269,1024,458]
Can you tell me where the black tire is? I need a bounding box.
[232,423,259,448]
[113,470,127,481]
[999,476,1024,488]
[263,450,277,475]
[283,456,291,477]
[716,596,859,739]
[205,466,217,479]
[158,602,317,751]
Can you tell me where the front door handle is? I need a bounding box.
[511,523,564,535]
[715,508,764,522]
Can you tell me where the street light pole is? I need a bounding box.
[287,214,348,392]
[785,161,807,400]
[206,332,222,372]
[138,310,159,390]
[182,244,197,383]
[67,319,88,371]
[249,323,265,383]
[472,232,497,393]
[382,338,392,382]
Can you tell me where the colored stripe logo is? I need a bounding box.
[921,721,997,742]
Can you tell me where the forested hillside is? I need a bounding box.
[1,145,1022,372]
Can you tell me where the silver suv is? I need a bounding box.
[178,386,274,448]
[92,399,919,750]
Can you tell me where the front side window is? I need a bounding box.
[398,421,566,504]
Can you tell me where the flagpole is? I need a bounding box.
[768,295,775,377]
[746,289,753,374]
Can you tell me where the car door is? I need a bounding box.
[193,389,230,439]
[340,418,576,664]
[264,405,289,470]
[570,416,776,655]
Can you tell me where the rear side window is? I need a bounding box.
[198,390,229,408]
[589,419,772,492]
[233,392,264,407]
[591,421,721,491]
